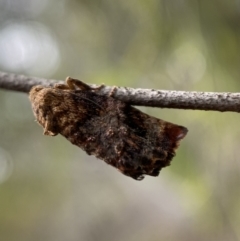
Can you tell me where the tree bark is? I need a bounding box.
[1,71,240,112]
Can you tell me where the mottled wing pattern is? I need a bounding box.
[107,105,187,180]
[29,79,188,180]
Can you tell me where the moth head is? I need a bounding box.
[29,85,60,135]
[29,85,59,106]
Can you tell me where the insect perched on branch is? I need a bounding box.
[29,77,188,180]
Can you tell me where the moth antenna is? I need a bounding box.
[72,93,104,110]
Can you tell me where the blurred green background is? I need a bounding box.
[1,0,240,240]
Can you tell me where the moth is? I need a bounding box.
[29,77,188,180]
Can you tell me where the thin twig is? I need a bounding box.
[0,71,240,112]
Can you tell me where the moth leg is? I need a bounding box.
[54,77,89,90]
[66,77,105,92]
[43,116,58,136]
[91,84,105,92]
[44,128,57,136]
[65,77,91,90]
[43,124,57,136]
[109,86,117,97]
[54,83,69,90]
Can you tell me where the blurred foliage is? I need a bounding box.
[1,0,240,240]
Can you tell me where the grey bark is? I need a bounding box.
[0,71,240,112]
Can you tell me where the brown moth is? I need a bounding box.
[29,77,188,180]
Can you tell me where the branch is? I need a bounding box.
[0,71,240,112]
